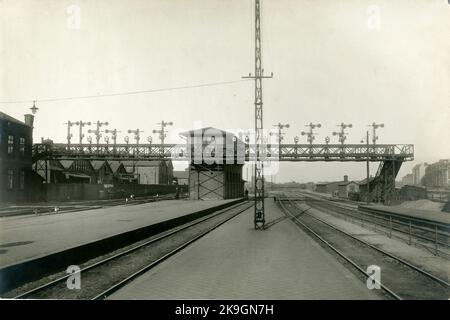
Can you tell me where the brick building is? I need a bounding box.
[0,112,34,202]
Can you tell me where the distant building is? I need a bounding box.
[412,163,428,185]
[60,159,94,183]
[422,159,450,189]
[338,181,359,199]
[0,112,34,202]
[91,161,114,184]
[399,185,427,201]
[401,173,414,186]
[358,177,376,202]
[108,161,137,184]
[315,183,327,193]
[316,175,350,196]
[122,160,173,185]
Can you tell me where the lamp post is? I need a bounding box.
[332,123,353,146]
[104,135,110,150]
[147,136,153,155]
[124,136,130,154]
[369,122,384,145]
[87,136,93,152]
[153,120,173,155]
[30,100,39,115]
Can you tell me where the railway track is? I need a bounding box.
[291,191,450,257]
[9,200,252,299]
[277,196,450,300]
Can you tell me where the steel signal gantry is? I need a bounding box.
[369,122,384,145]
[332,123,353,145]
[242,0,273,230]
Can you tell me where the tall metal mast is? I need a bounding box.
[243,0,273,229]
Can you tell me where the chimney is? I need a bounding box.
[24,114,34,127]
[344,175,348,182]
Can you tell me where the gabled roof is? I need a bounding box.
[59,160,74,169]
[338,181,359,186]
[49,160,64,171]
[0,112,29,126]
[91,160,111,171]
[108,161,126,173]
[358,177,375,185]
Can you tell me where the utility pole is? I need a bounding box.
[242,0,273,230]
[76,121,91,144]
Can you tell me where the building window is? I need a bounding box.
[19,170,25,190]
[19,137,26,156]
[8,135,14,154]
[7,169,14,190]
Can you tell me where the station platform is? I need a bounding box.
[109,199,380,300]
[0,199,236,268]
[359,204,450,226]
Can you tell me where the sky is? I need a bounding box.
[1,0,449,183]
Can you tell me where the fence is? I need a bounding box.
[45,183,188,201]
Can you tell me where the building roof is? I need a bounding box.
[108,161,125,173]
[91,160,110,171]
[59,160,74,169]
[338,181,358,186]
[358,177,376,185]
[0,112,29,126]
[49,160,64,171]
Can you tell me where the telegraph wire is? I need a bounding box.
[0,79,252,104]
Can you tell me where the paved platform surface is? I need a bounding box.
[109,200,380,300]
[360,204,450,225]
[0,199,235,268]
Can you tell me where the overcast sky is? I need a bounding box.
[1,0,449,183]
